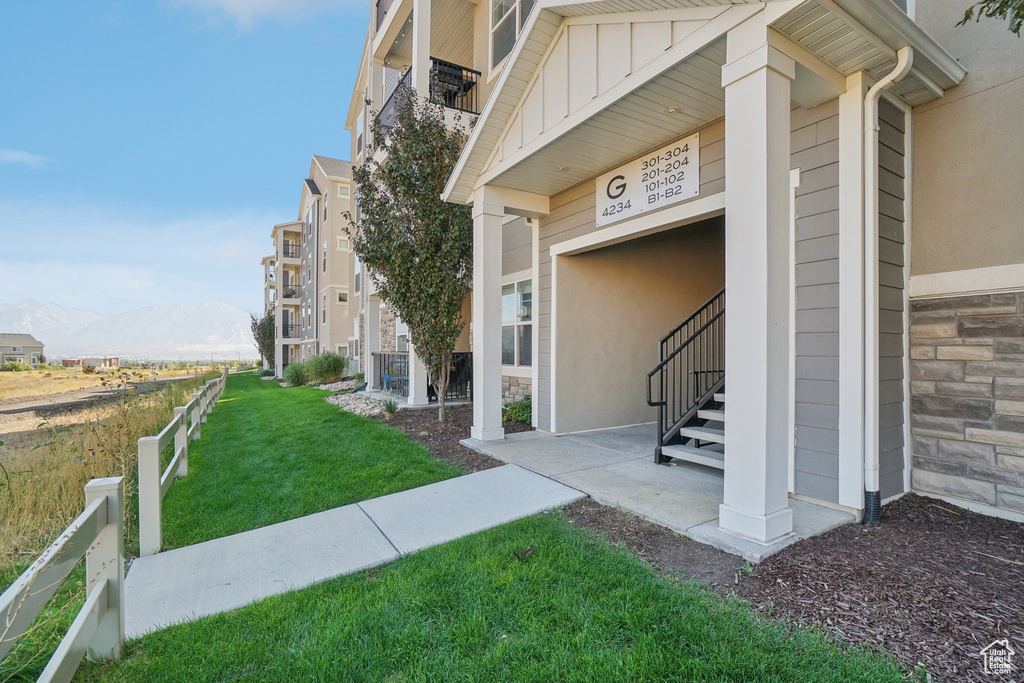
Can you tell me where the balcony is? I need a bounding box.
[281,324,299,339]
[280,283,300,300]
[281,243,299,258]
[379,58,480,138]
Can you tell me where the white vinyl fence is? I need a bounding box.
[139,368,228,556]
[0,477,125,682]
[0,368,230,680]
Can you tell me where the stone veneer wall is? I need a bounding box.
[502,375,531,403]
[380,305,397,353]
[910,291,1024,514]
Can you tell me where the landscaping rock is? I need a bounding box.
[316,379,358,392]
[327,392,384,417]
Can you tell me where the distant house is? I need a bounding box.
[62,359,83,368]
[0,334,44,366]
[82,357,119,369]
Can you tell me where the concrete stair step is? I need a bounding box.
[714,392,726,403]
[697,409,725,422]
[662,443,725,470]
[677,425,725,445]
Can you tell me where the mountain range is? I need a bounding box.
[0,300,257,360]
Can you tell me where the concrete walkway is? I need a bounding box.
[463,425,854,563]
[124,464,584,638]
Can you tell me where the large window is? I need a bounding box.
[501,279,532,366]
[491,0,535,70]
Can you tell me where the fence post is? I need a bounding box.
[137,436,162,557]
[200,385,209,424]
[84,476,125,661]
[190,392,202,440]
[173,407,188,476]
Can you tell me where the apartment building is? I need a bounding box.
[267,156,356,377]
[343,0,1024,549]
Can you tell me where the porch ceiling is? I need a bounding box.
[383,0,475,68]
[489,40,726,197]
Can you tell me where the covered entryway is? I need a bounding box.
[551,217,724,434]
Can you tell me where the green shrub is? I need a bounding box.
[353,372,365,385]
[283,362,310,386]
[503,395,532,424]
[306,352,349,385]
[0,362,32,372]
[382,397,399,417]
[258,369,275,378]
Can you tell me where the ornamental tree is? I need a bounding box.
[250,312,275,368]
[958,0,1024,34]
[345,84,473,421]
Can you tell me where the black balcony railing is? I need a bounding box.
[281,243,299,258]
[429,352,472,402]
[375,0,395,30]
[374,352,409,397]
[379,59,480,139]
[280,283,299,299]
[281,324,299,339]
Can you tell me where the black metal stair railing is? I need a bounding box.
[646,288,725,456]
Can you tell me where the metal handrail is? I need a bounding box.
[657,288,724,358]
[646,310,724,407]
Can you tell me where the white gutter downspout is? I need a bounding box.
[863,46,913,524]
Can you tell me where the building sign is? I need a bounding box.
[595,132,700,227]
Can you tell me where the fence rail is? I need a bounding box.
[0,477,125,681]
[139,368,227,556]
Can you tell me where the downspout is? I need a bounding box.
[863,46,913,524]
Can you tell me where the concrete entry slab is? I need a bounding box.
[359,464,586,554]
[464,426,856,563]
[125,503,398,638]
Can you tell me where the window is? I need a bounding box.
[11,346,21,352]
[323,294,327,323]
[491,0,534,69]
[337,292,348,303]
[323,242,327,272]
[501,279,532,366]
[337,236,349,251]
[336,345,347,357]
[354,253,362,292]
[337,183,350,198]
[324,199,328,221]
[396,317,409,352]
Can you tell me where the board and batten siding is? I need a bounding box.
[536,119,725,432]
[791,99,841,503]
[877,98,908,500]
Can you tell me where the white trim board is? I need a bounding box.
[549,192,725,257]
[909,263,1024,298]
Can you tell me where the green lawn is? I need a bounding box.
[82,513,903,682]
[160,372,461,548]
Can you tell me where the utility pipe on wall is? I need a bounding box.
[863,46,913,524]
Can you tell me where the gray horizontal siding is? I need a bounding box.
[792,100,841,500]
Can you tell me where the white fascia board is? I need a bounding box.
[910,264,1024,298]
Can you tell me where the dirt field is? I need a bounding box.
[0,366,210,403]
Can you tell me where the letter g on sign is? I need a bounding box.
[606,175,626,200]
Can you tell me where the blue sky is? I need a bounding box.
[0,0,367,315]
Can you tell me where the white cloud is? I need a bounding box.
[173,0,345,29]
[0,149,52,169]
[0,200,276,315]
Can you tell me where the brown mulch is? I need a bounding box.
[563,498,744,586]
[732,493,1024,681]
[379,403,531,473]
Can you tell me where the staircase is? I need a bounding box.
[646,288,726,469]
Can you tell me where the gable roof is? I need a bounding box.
[0,333,43,347]
[313,155,352,181]
[304,178,322,197]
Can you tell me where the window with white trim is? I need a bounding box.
[396,317,409,353]
[490,0,534,70]
[337,291,348,303]
[323,242,327,272]
[322,294,327,323]
[337,183,350,198]
[337,236,349,251]
[336,345,347,357]
[501,278,532,366]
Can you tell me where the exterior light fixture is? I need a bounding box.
[666,107,679,114]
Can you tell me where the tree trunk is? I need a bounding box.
[435,355,451,422]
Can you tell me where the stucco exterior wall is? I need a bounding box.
[552,219,725,433]
[910,4,1024,276]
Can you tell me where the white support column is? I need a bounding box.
[719,16,795,544]
[411,0,431,96]
[83,476,124,661]
[837,71,870,510]
[137,436,162,557]
[173,407,189,477]
[407,343,430,406]
[366,297,382,389]
[368,57,385,148]
[471,188,506,441]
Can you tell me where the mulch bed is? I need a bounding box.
[379,403,530,473]
[732,494,1024,681]
[383,408,1023,680]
